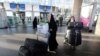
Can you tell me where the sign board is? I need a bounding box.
[10,3,17,9]
[39,5,51,12]
[18,4,25,11]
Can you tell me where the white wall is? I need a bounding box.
[33,5,39,12]
[25,4,32,11]
[6,11,13,16]
[4,2,11,10]
[81,6,91,18]
[25,12,32,17]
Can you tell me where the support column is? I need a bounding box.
[95,15,100,36]
[89,2,97,31]
[32,4,34,19]
[71,0,83,21]
[0,3,7,28]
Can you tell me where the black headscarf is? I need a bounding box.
[33,17,37,29]
[50,14,56,23]
[49,14,57,32]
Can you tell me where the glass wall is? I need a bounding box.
[25,12,32,26]
[0,0,74,28]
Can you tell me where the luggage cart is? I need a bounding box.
[64,16,83,50]
[64,26,82,50]
[36,23,49,42]
[18,23,49,56]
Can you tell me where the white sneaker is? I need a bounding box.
[63,40,66,44]
[48,51,56,54]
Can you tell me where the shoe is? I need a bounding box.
[63,40,66,44]
[48,51,56,54]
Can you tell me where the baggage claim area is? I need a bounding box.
[0,0,100,56]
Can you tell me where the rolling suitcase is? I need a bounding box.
[65,16,83,50]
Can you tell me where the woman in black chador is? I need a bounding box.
[32,17,37,29]
[48,14,58,52]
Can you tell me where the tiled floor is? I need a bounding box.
[0,26,100,56]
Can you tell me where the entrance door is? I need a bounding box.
[40,12,49,22]
[19,12,25,25]
[13,12,25,27]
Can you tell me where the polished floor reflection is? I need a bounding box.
[0,26,100,56]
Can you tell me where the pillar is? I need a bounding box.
[89,2,97,31]
[0,3,7,28]
[71,0,83,21]
[32,4,34,19]
[95,15,100,36]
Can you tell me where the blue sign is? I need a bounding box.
[18,4,25,10]
[10,3,17,9]
[46,6,51,10]
[39,5,51,12]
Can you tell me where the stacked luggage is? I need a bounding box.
[65,16,83,49]
[19,38,48,56]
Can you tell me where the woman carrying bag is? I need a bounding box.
[48,14,58,53]
[64,16,83,49]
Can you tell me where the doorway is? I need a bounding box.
[13,12,25,27]
[40,12,49,23]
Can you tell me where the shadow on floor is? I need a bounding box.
[6,39,24,45]
[0,47,18,56]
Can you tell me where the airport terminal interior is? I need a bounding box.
[0,0,100,56]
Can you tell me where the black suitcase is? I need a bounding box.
[19,46,31,56]
[24,38,48,56]
[67,16,82,46]
[68,22,83,30]
[69,29,82,46]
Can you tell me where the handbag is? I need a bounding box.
[67,17,83,30]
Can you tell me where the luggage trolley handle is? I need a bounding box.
[36,26,42,41]
[36,25,43,41]
[36,31,39,40]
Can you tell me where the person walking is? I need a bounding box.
[32,17,38,30]
[48,14,58,53]
[56,15,59,26]
[59,16,63,26]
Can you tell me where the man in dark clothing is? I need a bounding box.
[48,14,58,53]
[59,16,63,26]
[32,17,38,29]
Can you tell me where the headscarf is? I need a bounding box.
[50,14,56,24]
[33,17,37,28]
[49,14,57,32]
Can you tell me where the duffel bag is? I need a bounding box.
[67,22,83,30]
